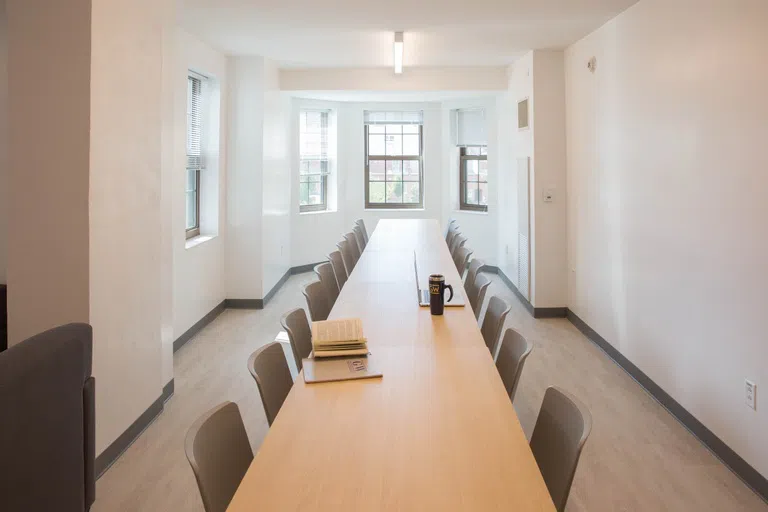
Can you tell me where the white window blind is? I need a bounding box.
[364,111,423,125]
[186,74,204,171]
[455,108,487,146]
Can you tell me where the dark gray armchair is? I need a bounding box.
[0,323,95,511]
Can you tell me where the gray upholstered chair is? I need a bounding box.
[344,232,361,264]
[337,239,356,276]
[280,308,312,371]
[352,224,366,253]
[444,219,457,239]
[314,261,340,308]
[247,342,293,426]
[495,328,532,404]
[185,402,253,512]
[480,295,511,358]
[445,219,459,243]
[355,219,369,243]
[464,258,485,295]
[0,323,95,512]
[453,246,473,275]
[467,272,491,320]
[446,226,460,247]
[328,250,348,290]
[530,387,593,512]
[303,280,331,321]
[450,234,467,258]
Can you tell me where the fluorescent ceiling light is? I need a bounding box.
[394,32,403,74]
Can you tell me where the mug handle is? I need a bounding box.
[444,284,454,303]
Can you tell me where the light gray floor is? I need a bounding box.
[93,273,767,511]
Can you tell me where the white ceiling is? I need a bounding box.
[179,0,637,68]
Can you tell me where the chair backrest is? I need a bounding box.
[185,402,254,512]
[314,262,340,308]
[453,246,473,274]
[467,272,491,320]
[247,342,293,426]
[336,239,356,276]
[352,224,366,253]
[303,280,331,321]
[444,219,458,239]
[450,234,467,258]
[356,219,369,243]
[530,387,593,512]
[0,323,95,511]
[327,251,348,290]
[445,219,459,246]
[495,328,533,404]
[464,258,485,294]
[446,227,459,247]
[344,232,361,263]
[280,308,312,371]
[480,295,511,358]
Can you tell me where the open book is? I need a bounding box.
[311,318,368,358]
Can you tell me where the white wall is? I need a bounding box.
[497,53,533,286]
[566,0,768,477]
[6,0,91,345]
[0,2,6,285]
[262,60,292,292]
[171,29,228,359]
[531,51,567,307]
[226,56,265,298]
[289,98,505,267]
[290,99,346,266]
[88,0,167,454]
[281,67,508,92]
[441,97,499,266]
[227,56,294,299]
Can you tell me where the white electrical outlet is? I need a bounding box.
[745,380,756,410]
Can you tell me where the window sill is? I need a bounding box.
[453,209,489,216]
[185,234,216,249]
[299,209,337,216]
[365,208,426,212]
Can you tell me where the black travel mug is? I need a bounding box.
[429,274,454,315]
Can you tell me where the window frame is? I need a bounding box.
[299,110,330,213]
[186,72,206,239]
[364,124,424,210]
[459,146,488,212]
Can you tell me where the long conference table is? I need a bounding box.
[228,219,555,511]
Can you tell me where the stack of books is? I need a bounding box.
[311,318,368,358]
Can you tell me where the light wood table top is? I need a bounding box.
[228,219,555,511]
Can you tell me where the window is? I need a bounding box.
[459,146,488,211]
[186,72,205,239]
[299,110,330,212]
[364,111,423,209]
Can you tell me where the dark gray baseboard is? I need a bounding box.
[485,266,566,319]
[162,379,175,403]
[223,262,322,310]
[173,300,227,353]
[224,298,264,309]
[533,307,568,318]
[95,378,174,479]
[566,309,767,503]
[263,268,292,304]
